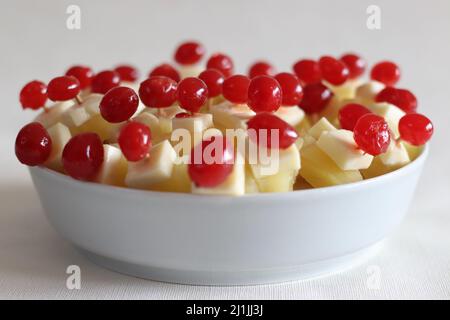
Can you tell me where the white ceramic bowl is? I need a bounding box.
[29,146,428,285]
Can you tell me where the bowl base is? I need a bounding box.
[78,242,382,286]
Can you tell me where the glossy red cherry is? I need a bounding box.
[175,112,191,118]
[177,77,208,113]
[47,76,81,101]
[274,72,303,106]
[149,63,181,82]
[375,87,417,113]
[62,133,104,181]
[198,69,225,98]
[298,83,333,114]
[340,53,366,79]
[174,41,205,65]
[292,59,322,85]
[248,61,275,78]
[115,65,139,82]
[118,121,152,161]
[139,76,178,109]
[398,113,433,146]
[318,56,349,86]
[206,53,234,77]
[19,80,48,110]
[370,61,400,86]
[247,76,282,113]
[65,65,94,89]
[222,74,251,104]
[353,114,391,156]
[247,113,298,149]
[15,122,52,166]
[188,136,234,188]
[91,70,121,94]
[338,103,372,131]
[99,87,139,123]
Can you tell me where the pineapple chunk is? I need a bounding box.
[35,101,74,128]
[355,81,385,106]
[125,140,177,189]
[308,117,336,140]
[45,123,71,172]
[275,106,305,127]
[191,154,245,196]
[369,102,405,138]
[300,144,363,188]
[96,145,128,187]
[210,102,255,130]
[379,141,410,166]
[317,129,373,170]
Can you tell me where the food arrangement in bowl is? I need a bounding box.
[15,41,434,284]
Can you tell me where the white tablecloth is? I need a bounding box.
[1,0,449,299]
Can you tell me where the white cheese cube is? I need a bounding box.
[35,101,74,128]
[82,94,103,115]
[125,140,177,189]
[379,141,410,167]
[355,81,385,106]
[172,113,213,133]
[317,129,373,170]
[45,123,71,172]
[275,106,305,127]
[308,117,336,140]
[369,102,405,138]
[210,102,255,130]
[61,105,92,128]
[324,79,361,100]
[96,145,128,186]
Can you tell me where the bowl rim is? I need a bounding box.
[29,145,429,201]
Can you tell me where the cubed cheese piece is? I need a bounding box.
[172,113,213,133]
[318,95,341,126]
[192,154,245,196]
[324,79,361,100]
[275,106,305,127]
[300,144,363,187]
[403,142,423,161]
[308,117,336,140]
[295,115,312,134]
[379,141,410,167]
[78,114,122,142]
[355,81,385,105]
[369,102,405,138]
[131,112,166,143]
[61,105,92,130]
[35,101,74,128]
[82,94,103,115]
[125,140,177,189]
[317,129,373,170]
[210,102,255,130]
[45,123,71,172]
[96,145,128,187]
[293,175,313,190]
[147,162,191,193]
[361,157,396,179]
[244,165,260,194]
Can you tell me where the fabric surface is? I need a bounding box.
[1,0,449,300]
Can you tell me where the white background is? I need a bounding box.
[0,0,449,299]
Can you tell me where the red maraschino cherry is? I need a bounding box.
[318,56,349,86]
[222,74,250,104]
[298,83,333,114]
[292,59,322,85]
[398,113,433,146]
[174,41,205,65]
[47,76,81,101]
[274,72,303,106]
[91,70,121,94]
[149,63,181,82]
[118,121,152,161]
[115,65,139,82]
[15,122,52,166]
[198,69,225,98]
[188,136,234,188]
[370,61,400,86]
[375,87,417,113]
[65,65,94,89]
[62,132,104,181]
[139,76,178,109]
[99,87,139,123]
[206,53,234,77]
[247,76,282,113]
[340,53,366,79]
[338,103,372,131]
[19,80,48,110]
[177,77,208,113]
[248,61,275,78]
[353,114,391,155]
[247,113,298,149]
